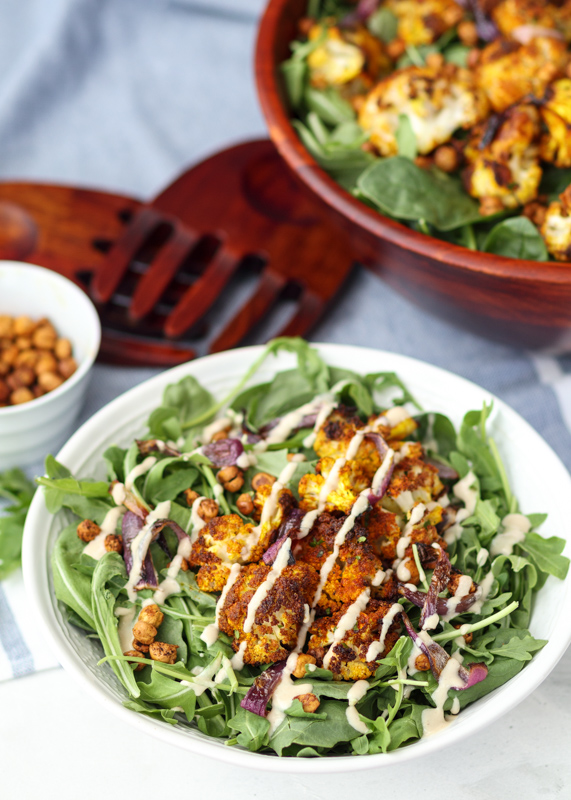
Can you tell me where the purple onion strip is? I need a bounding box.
[121,511,159,590]
[202,438,244,468]
[420,548,451,629]
[240,661,288,717]
[341,0,381,25]
[425,457,460,481]
[401,610,487,689]
[398,583,480,616]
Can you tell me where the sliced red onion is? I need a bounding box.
[262,509,304,565]
[258,412,319,438]
[240,661,288,717]
[202,438,244,467]
[472,1,499,41]
[398,583,480,616]
[425,457,459,481]
[511,24,563,44]
[368,454,394,506]
[420,548,451,629]
[149,518,190,544]
[401,610,487,689]
[365,431,390,459]
[341,0,381,25]
[121,511,159,590]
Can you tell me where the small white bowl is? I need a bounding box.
[0,262,101,469]
[22,344,571,772]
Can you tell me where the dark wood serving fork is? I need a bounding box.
[0,140,357,365]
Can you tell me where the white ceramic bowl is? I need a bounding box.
[22,344,571,772]
[0,262,101,469]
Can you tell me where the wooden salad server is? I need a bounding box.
[0,140,357,366]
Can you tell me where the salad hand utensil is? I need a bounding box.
[0,140,357,365]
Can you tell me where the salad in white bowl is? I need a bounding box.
[23,339,571,770]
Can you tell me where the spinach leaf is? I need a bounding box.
[228,707,270,751]
[137,670,196,722]
[0,469,35,579]
[269,699,362,755]
[395,115,417,160]
[305,86,355,126]
[484,217,548,261]
[358,157,484,231]
[368,7,398,42]
[539,166,571,202]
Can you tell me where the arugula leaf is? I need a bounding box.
[137,670,196,722]
[228,707,270,751]
[519,533,570,581]
[395,115,417,160]
[269,699,362,755]
[51,523,95,630]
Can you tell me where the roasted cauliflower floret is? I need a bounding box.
[359,62,489,156]
[252,482,297,540]
[307,599,402,680]
[476,36,568,112]
[386,0,464,46]
[540,79,571,168]
[294,512,385,615]
[390,503,447,583]
[307,24,390,89]
[463,104,543,209]
[491,0,571,41]
[382,448,444,513]
[541,185,571,261]
[299,456,371,514]
[314,405,365,458]
[189,513,258,568]
[367,505,404,563]
[218,562,319,665]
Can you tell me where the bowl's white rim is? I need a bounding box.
[22,343,571,773]
[0,262,101,418]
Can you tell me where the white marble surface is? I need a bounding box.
[2,654,570,799]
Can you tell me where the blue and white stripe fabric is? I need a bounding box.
[1,0,571,679]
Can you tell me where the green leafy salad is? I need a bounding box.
[44,338,569,757]
[281,0,571,261]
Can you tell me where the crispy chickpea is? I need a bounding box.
[198,498,219,522]
[297,693,320,713]
[54,338,72,359]
[425,52,444,70]
[458,20,478,47]
[180,557,190,571]
[251,472,276,491]
[236,493,254,516]
[434,145,459,173]
[0,379,8,402]
[149,641,178,664]
[386,38,405,60]
[0,362,8,377]
[523,201,547,228]
[453,624,473,644]
[211,429,230,442]
[132,620,157,645]
[10,387,34,405]
[77,519,101,542]
[7,366,35,390]
[414,155,433,170]
[133,641,150,653]
[415,653,431,671]
[297,16,314,36]
[467,47,481,69]
[0,315,13,338]
[15,336,32,351]
[14,349,37,369]
[37,371,63,392]
[35,352,58,375]
[479,196,504,216]
[104,534,123,554]
[443,3,463,25]
[13,316,35,336]
[138,604,164,628]
[32,325,57,350]
[58,357,77,379]
[184,488,200,506]
[124,651,145,671]
[1,345,18,366]
[217,465,244,493]
[292,654,317,679]
[32,385,45,398]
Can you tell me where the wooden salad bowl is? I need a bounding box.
[256,0,571,351]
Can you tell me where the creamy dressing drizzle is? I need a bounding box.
[153,535,192,604]
[267,651,313,733]
[442,574,474,622]
[421,652,464,737]
[346,679,370,734]
[490,513,530,557]
[323,589,371,669]
[201,563,242,646]
[476,547,489,567]
[366,602,403,662]
[124,500,171,601]
[125,456,156,491]
[111,482,126,505]
[444,471,478,544]
[115,606,137,653]
[83,505,125,560]
[189,496,207,543]
[243,539,293,633]
[231,641,247,671]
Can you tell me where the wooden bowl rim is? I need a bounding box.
[255,0,571,285]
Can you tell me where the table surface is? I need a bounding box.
[2,1,571,797]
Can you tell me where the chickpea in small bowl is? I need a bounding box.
[0,262,101,469]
